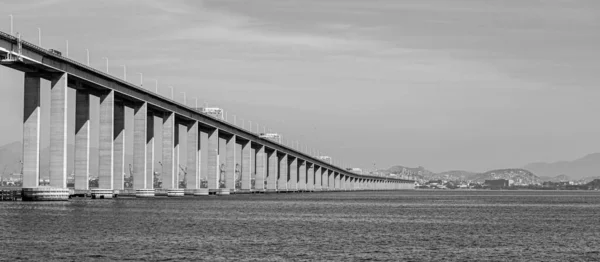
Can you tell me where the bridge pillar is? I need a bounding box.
[334,172,340,191]
[313,165,321,190]
[98,90,114,190]
[241,140,252,191]
[49,73,68,188]
[133,102,147,190]
[161,112,176,190]
[185,121,199,191]
[277,153,288,191]
[205,128,218,190]
[146,112,155,189]
[225,135,236,191]
[328,170,334,191]
[306,163,314,191]
[254,145,266,191]
[74,90,90,190]
[266,149,277,191]
[318,168,324,190]
[289,157,297,191]
[22,73,41,188]
[113,102,125,191]
[298,160,306,191]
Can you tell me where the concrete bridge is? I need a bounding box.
[0,30,414,200]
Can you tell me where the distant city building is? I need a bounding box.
[316,156,332,164]
[346,168,363,174]
[198,107,224,120]
[259,133,282,143]
[484,179,509,189]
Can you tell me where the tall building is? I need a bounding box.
[259,133,282,143]
[317,156,332,164]
[197,107,224,120]
[346,168,363,174]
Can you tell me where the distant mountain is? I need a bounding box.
[469,169,540,184]
[524,153,600,179]
[435,170,478,181]
[378,164,540,184]
[539,174,571,182]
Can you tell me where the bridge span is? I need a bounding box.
[0,30,414,200]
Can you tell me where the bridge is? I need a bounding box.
[0,30,414,200]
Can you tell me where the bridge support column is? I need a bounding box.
[74,90,90,190]
[334,172,340,191]
[306,163,314,191]
[225,135,236,191]
[328,170,334,191]
[315,166,322,190]
[146,112,155,189]
[113,102,125,191]
[185,121,199,192]
[278,153,288,191]
[98,90,114,190]
[49,73,68,188]
[254,145,266,191]
[161,112,176,190]
[133,102,147,190]
[241,140,252,191]
[266,149,277,192]
[22,73,41,188]
[298,160,306,191]
[289,157,297,191]
[321,168,327,190]
[205,128,218,190]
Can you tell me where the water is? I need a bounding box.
[1,190,600,261]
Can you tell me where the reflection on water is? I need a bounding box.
[1,191,600,261]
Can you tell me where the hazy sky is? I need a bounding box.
[1,0,599,173]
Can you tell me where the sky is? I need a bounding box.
[0,0,599,173]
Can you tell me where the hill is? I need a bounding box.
[378,165,540,185]
[524,153,600,179]
[469,169,540,184]
[538,174,570,182]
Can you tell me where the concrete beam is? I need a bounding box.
[49,73,68,188]
[22,73,41,188]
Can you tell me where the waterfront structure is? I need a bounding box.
[0,30,414,200]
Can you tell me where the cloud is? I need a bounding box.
[154,4,386,51]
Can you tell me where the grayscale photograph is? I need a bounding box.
[0,0,599,261]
